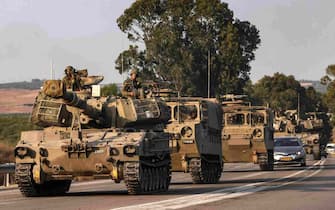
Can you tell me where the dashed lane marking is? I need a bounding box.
[111,160,325,210]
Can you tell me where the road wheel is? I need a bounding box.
[15,164,71,197]
[190,158,202,184]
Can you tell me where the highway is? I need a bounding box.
[0,156,333,210]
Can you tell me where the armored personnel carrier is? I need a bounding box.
[221,95,274,171]
[14,73,171,197]
[298,112,330,160]
[273,110,301,137]
[165,97,223,184]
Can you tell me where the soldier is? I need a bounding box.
[62,66,81,90]
[122,69,142,97]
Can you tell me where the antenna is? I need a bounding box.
[50,59,55,79]
[122,53,125,80]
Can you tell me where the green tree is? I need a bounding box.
[116,0,260,96]
[321,64,335,123]
[101,83,119,96]
[250,73,326,114]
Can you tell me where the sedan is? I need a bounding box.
[274,136,306,167]
[326,143,335,156]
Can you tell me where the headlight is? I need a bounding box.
[181,126,193,138]
[17,147,27,156]
[296,151,301,155]
[253,129,262,138]
[313,139,319,144]
[123,145,137,156]
[222,134,230,140]
[15,147,36,159]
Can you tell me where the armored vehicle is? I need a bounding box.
[221,95,274,171]
[273,110,301,137]
[298,112,330,160]
[165,97,223,184]
[14,74,171,196]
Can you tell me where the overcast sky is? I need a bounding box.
[0,0,334,84]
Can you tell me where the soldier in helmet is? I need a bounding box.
[62,66,81,91]
[122,69,142,97]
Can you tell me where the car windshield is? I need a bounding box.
[327,145,335,149]
[274,139,300,147]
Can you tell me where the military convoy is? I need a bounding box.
[165,97,223,184]
[14,72,172,196]
[221,95,274,171]
[14,67,331,197]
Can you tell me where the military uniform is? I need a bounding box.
[121,78,142,97]
[62,66,82,91]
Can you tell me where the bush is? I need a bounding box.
[0,143,14,164]
[0,114,40,146]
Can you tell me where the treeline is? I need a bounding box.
[245,73,327,115]
[0,79,44,89]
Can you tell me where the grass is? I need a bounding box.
[0,114,39,165]
[0,114,40,146]
[0,143,14,163]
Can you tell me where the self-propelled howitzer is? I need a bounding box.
[15,79,172,197]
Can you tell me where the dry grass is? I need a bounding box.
[0,89,39,114]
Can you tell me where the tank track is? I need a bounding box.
[123,161,171,194]
[15,163,71,197]
[15,164,40,197]
[189,158,222,184]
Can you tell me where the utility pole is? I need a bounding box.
[121,53,124,74]
[297,91,300,120]
[207,50,210,98]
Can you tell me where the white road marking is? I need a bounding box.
[228,171,268,180]
[111,160,325,210]
[0,179,113,195]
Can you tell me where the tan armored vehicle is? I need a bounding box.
[221,95,274,171]
[14,73,172,197]
[298,112,329,160]
[273,110,301,137]
[165,97,223,184]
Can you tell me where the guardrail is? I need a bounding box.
[0,163,15,188]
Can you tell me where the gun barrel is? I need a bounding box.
[43,80,101,120]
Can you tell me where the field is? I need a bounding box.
[0,89,40,164]
[0,89,39,114]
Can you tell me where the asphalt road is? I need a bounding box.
[0,156,333,210]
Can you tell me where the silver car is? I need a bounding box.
[274,136,306,167]
[326,143,335,156]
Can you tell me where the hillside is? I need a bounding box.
[0,79,44,89]
[299,80,327,93]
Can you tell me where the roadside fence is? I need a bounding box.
[0,163,15,187]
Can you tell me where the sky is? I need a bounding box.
[0,0,334,84]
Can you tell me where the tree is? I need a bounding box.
[321,64,335,123]
[250,73,326,114]
[116,0,260,96]
[101,84,119,96]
